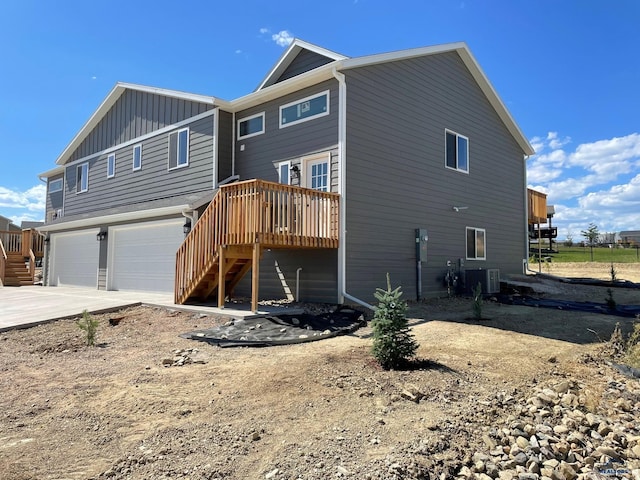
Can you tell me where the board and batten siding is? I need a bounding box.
[343,51,527,302]
[69,89,213,162]
[274,50,335,85]
[216,110,234,182]
[235,80,339,190]
[63,115,214,217]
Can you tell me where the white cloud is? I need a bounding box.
[235,49,242,54]
[546,131,571,150]
[0,184,46,212]
[259,27,270,34]
[272,30,294,47]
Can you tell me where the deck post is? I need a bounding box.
[218,245,225,308]
[251,242,260,313]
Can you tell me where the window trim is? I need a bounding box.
[466,226,486,261]
[302,152,331,192]
[279,90,330,129]
[49,178,63,193]
[132,144,142,171]
[445,129,469,174]
[107,153,115,178]
[168,127,189,171]
[76,163,89,194]
[237,112,265,140]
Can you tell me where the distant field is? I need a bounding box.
[531,245,640,263]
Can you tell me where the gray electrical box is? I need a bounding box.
[415,229,428,262]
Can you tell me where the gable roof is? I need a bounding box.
[55,83,219,166]
[255,39,347,91]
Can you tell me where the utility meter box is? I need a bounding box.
[415,229,428,262]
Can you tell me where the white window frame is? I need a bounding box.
[76,163,88,193]
[49,178,63,193]
[132,144,142,171]
[237,112,265,140]
[466,227,486,260]
[168,127,189,170]
[277,160,291,185]
[445,129,469,173]
[107,153,115,178]
[302,152,331,192]
[279,90,330,129]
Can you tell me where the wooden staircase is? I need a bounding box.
[3,254,33,286]
[175,179,340,311]
[0,229,43,287]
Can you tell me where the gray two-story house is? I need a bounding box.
[39,40,534,309]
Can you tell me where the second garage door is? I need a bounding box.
[107,219,185,292]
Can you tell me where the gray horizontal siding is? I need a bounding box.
[70,90,213,162]
[275,50,334,84]
[63,115,214,217]
[343,51,527,303]
[234,249,338,304]
[235,80,339,189]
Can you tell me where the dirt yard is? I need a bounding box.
[1,266,639,480]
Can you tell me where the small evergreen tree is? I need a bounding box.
[581,223,599,261]
[76,309,99,346]
[371,274,418,370]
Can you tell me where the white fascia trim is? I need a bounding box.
[116,82,218,105]
[38,166,65,179]
[38,205,189,233]
[341,42,534,156]
[256,39,347,91]
[62,109,215,169]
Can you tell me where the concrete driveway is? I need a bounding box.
[0,286,298,332]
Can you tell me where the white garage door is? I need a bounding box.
[49,229,100,287]
[108,219,185,292]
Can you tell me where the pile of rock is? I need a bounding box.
[161,348,208,367]
[459,377,640,480]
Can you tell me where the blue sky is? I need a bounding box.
[1,0,638,240]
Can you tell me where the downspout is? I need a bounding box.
[231,112,236,177]
[332,66,375,311]
[212,106,219,189]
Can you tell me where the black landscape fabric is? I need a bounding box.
[181,307,365,348]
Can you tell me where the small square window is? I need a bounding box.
[133,144,142,171]
[169,128,189,170]
[445,130,469,173]
[107,153,115,178]
[76,163,89,193]
[49,178,63,193]
[466,227,486,260]
[238,112,265,140]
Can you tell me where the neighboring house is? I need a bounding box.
[38,40,534,307]
[21,221,45,230]
[0,215,20,232]
[619,231,640,246]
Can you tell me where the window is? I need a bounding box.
[237,112,265,140]
[277,161,291,185]
[107,153,115,178]
[466,227,486,260]
[76,163,88,193]
[280,90,329,128]
[445,130,469,173]
[133,144,142,171]
[304,155,329,192]
[168,128,189,170]
[49,178,63,193]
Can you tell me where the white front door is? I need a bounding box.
[304,153,330,192]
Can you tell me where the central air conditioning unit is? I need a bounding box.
[465,268,500,294]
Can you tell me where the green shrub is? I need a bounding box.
[371,274,418,370]
[472,282,483,320]
[76,309,99,346]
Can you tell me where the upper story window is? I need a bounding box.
[107,153,115,178]
[466,227,486,260]
[280,90,329,129]
[277,161,291,185]
[168,128,189,170]
[238,112,265,140]
[445,130,469,173]
[133,144,142,171]
[76,163,89,193]
[49,178,63,193]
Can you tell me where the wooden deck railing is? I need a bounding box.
[0,239,6,286]
[527,188,548,224]
[175,179,340,304]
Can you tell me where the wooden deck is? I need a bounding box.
[175,179,340,310]
[0,229,44,286]
[527,188,548,224]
